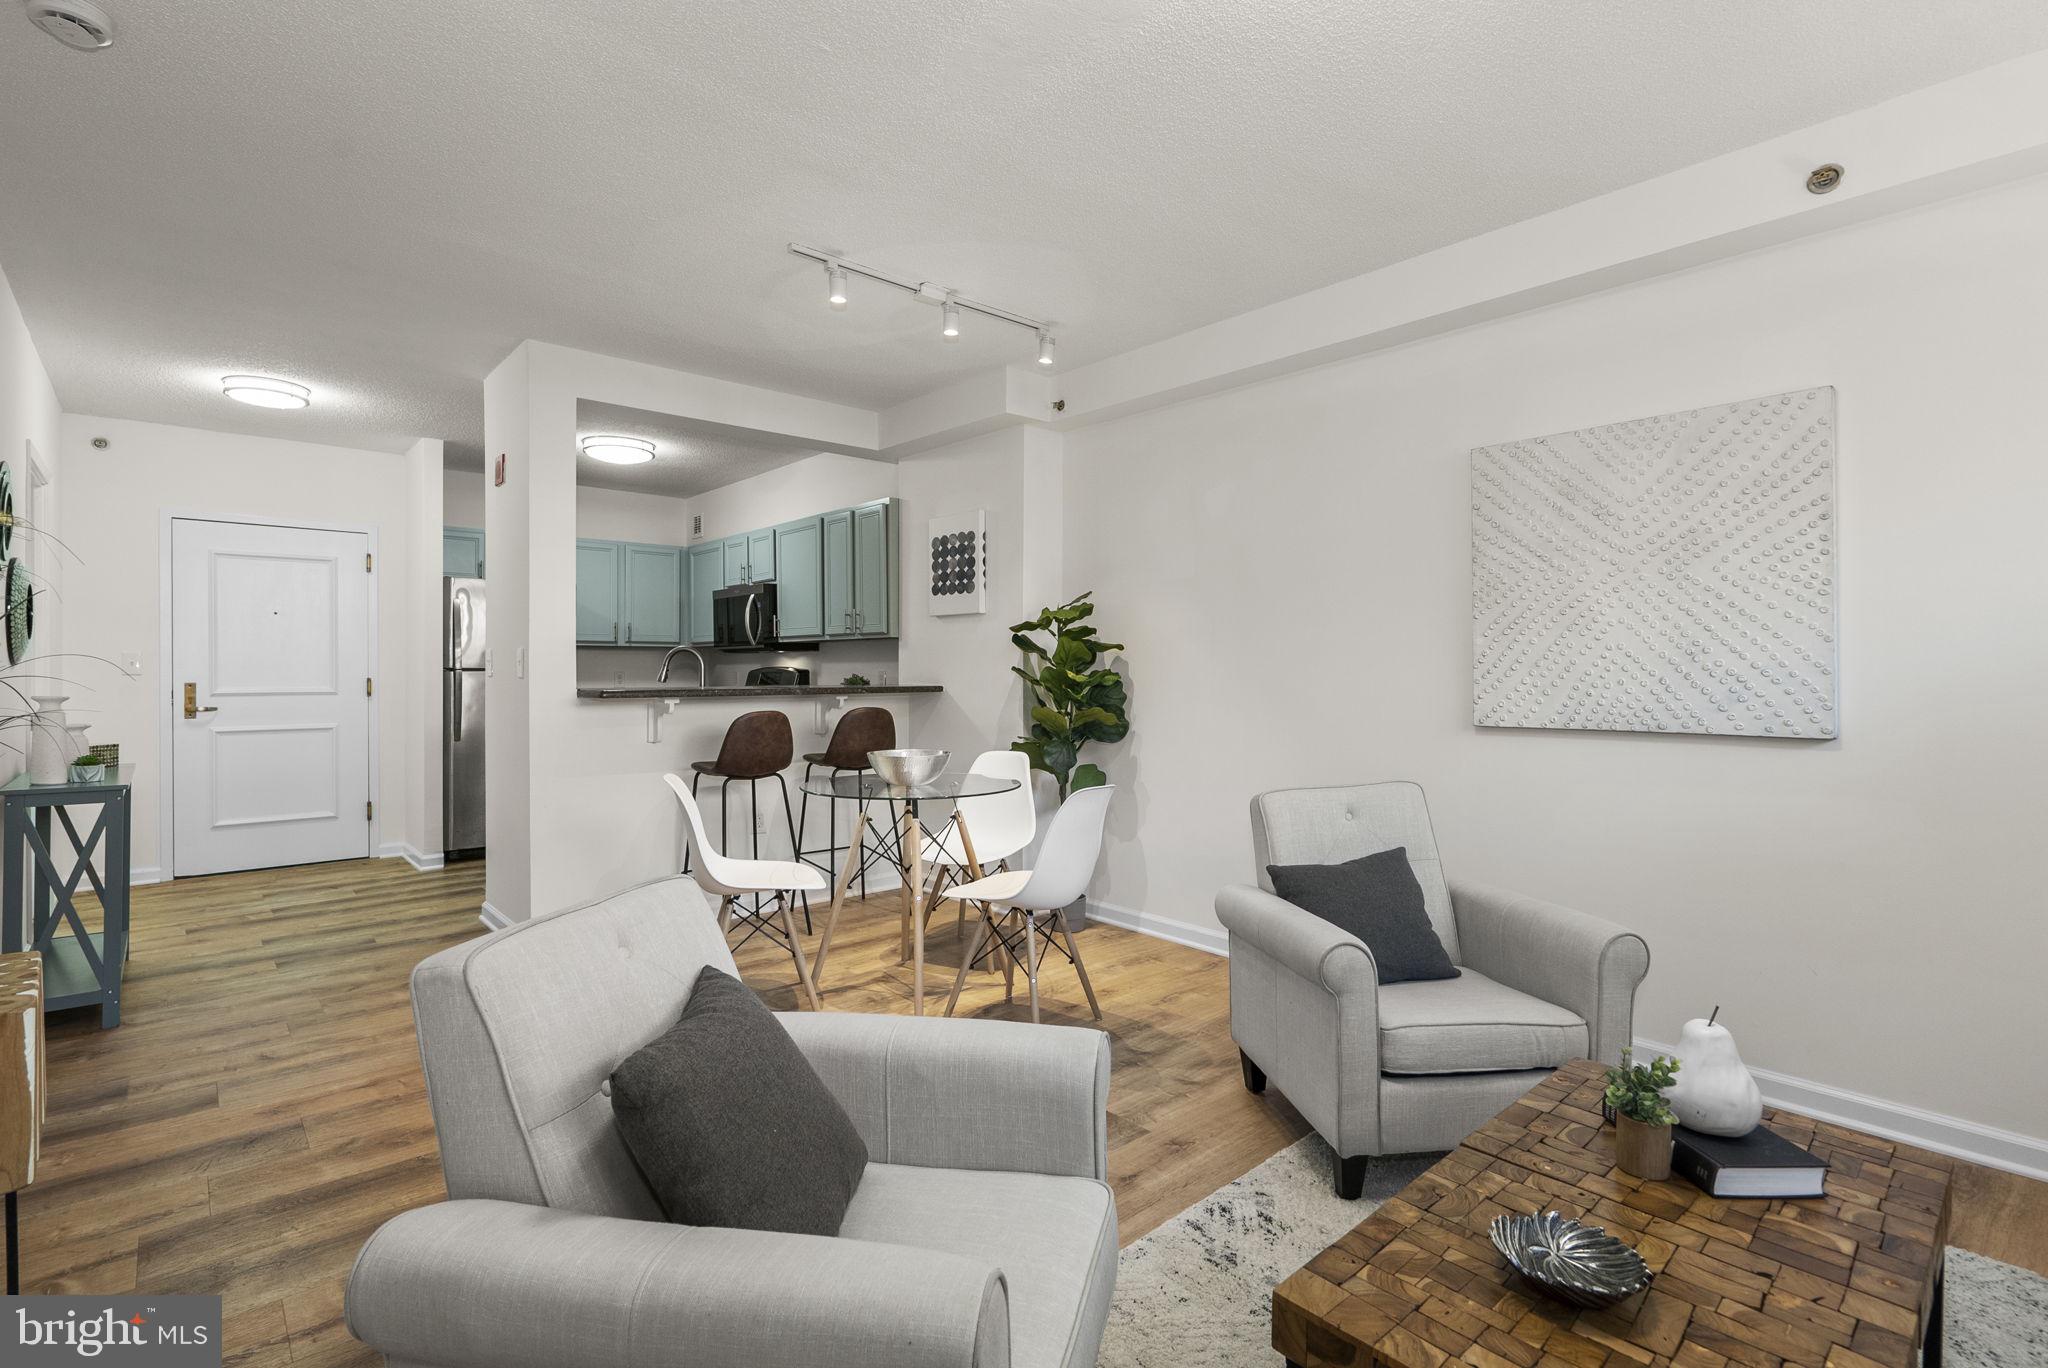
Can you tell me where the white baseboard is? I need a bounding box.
[131,866,169,887]
[1634,1035,2048,1182]
[478,901,512,932]
[1083,898,1230,956]
[1082,899,2048,1181]
[400,845,445,872]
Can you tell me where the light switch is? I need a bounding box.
[484,649,495,677]
[514,646,527,679]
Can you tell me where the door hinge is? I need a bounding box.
[366,800,374,821]
[365,676,373,697]
[365,552,373,572]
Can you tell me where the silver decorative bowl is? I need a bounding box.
[1489,1211,1652,1308]
[868,748,948,789]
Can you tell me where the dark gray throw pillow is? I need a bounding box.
[1266,847,1460,984]
[610,966,868,1236]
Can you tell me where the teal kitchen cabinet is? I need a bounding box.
[822,499,899,638]
[620,543,683,647]
[442,527,484,578]
[723,536,750,587]
[822,508,856,637]
[851,500,895,637]
[575,539,623,644]
[772,517,823,639]
[686,541,725,644]
[746,527,776,583]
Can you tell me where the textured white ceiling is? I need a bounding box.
[2,1,2045,459]
[570,401,874,500]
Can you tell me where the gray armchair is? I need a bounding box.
[346,876,1116,1368]
[1217,782,1649,1198]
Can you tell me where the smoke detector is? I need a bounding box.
[24,1,114,50]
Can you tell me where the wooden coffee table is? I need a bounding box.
[1274,1059,1952,1368]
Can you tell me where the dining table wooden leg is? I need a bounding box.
[903,803,927,1014]
[778,895,822,1012]
[810,809,869,986]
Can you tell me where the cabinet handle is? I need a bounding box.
[625,624,633,644]
[612,621,618,643]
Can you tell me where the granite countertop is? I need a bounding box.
[576,684,943,700]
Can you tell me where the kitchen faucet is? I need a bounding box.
[657,645,707,687]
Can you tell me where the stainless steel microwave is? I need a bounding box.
[712,581,779,650]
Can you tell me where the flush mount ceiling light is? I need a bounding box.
[580,435,656,465]
[24,0,114,50]
[221,375,310,409]
[789,243,1058,368]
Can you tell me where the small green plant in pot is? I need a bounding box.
[1010,591,1128,798]
[1606,1048,1681,1180]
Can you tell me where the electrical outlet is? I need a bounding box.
[613,671,624,686]
[754,807,768,835]
[122,652,142,674]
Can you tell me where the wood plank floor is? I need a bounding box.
[24,857,2047,1367]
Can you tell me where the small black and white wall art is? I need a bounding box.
[927,509,987,616]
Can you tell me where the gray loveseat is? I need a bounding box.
[1217,782,1649,1197]
[346,876,1117,1368]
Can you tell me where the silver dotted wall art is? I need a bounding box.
[1472,387,1838,739]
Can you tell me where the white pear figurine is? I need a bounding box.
[1664,1010,1763,1137]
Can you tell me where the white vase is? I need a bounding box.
[64,721,92,763]
[1664,1016,1764,1137]
[26,700,68,784]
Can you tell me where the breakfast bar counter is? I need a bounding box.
[576,684,943,700]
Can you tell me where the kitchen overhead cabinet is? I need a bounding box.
[747,528,776,583]
[772,516,824,640]
[722,536,749,587]
[824,499,897,638]
[686,541,724,644]
[619,544,683,646]
[443,527,484,578]
[575,539,623,644]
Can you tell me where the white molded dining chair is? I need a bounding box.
[664,772,827,1010]
[941,784,1113,1024]
[919,750,1038,935]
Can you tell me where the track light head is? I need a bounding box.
[1036,332,1055,366]
[941,298,961,341]
[826,263,848,310]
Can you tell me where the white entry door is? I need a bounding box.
[171,518,373,876]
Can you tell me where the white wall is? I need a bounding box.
[406,438,445,862]
[443,466,485,529]
[688,452,895,543]
[896,426,1063,768]
[60,414,422,880]
[1062,175,2048,1143]
[0,263,63,785]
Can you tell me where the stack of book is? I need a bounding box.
[1672,1124,1827,1198]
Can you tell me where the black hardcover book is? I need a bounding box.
[1671,1124,1826,1199]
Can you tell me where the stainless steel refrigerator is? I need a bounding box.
[443,576,486,859]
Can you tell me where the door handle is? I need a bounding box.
[182,682,219,719]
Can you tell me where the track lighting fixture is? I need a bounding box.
[789,243,1055,367]
[580,435,656,466]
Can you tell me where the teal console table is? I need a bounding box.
[1,766,132,1028]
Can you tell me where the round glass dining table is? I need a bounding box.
[797,769,1021,1013]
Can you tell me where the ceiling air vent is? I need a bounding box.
[25,1,114,50]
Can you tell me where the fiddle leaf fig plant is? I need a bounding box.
[1604,1048,1681,1126]
[1010,590,1128,798]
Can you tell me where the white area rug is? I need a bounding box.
[1099,1134,2048,1368]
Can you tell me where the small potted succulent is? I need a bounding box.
[68,753,107,784]
[1605,1048,1681,1180]
[840,673,870,687]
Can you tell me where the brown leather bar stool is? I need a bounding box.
[797,706,899,904]
[684,712,799,921]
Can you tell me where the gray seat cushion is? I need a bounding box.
[839,1163,1116,1368]
[1376,968,1587,1074]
